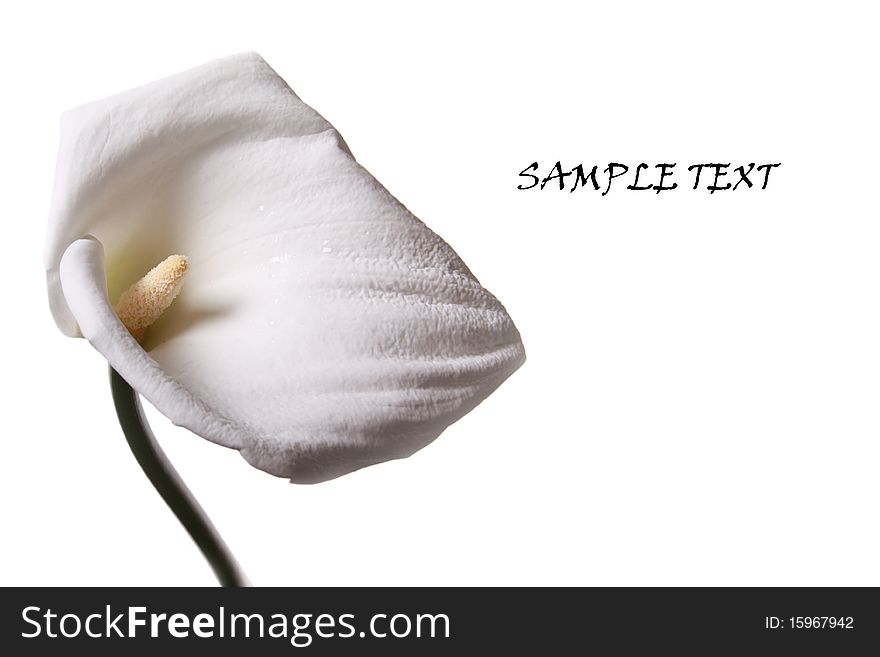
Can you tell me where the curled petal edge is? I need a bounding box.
[60,237,246,451]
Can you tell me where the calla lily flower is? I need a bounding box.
[46,53,525,484]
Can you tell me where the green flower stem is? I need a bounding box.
[109,367,248,587]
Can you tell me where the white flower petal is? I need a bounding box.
[59,237,245,449]
[49,53,525,482]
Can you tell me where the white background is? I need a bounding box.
[1,1,878,586]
